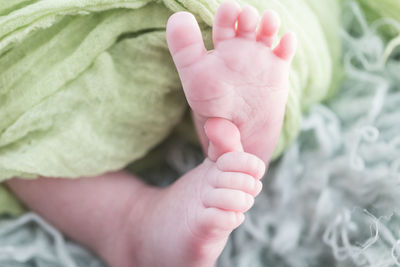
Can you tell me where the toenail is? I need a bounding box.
[246,194,254,206]
[256,180,263,193]
[250,178,256,190]
[237,212,245,224]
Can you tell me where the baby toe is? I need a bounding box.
[199,208,244,234]
[166,12,206,68]
[236,5,259,40]
[273,31,297,61]
[212,1,241,47]
[204,118,243,162]
[216,151,266,179]
[209,172,262,197]
[257,9,280,47]
[203,188,254,212]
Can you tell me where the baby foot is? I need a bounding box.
[166,1,297,162]
[120,118,265,267]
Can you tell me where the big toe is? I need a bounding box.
[166,12,206,68]
[204,118,243,161]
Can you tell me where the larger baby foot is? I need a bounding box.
[166,1,297,162]
[122,118,265,267]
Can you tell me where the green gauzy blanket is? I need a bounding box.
[0,0,342,214]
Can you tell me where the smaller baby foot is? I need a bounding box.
[124,118,265,267]
[196,118,265,238]
[166,2,297,163]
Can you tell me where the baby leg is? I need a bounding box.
[5,171,156,266]
[6,118,265,267]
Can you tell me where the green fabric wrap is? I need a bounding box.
[0,0,341,215]
[358,0,400,39]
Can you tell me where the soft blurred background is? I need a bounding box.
[0,0,400,266]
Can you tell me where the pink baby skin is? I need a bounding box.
[6,1,296,266]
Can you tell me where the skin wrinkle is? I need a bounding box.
[188,84,234,103]
[171,43,207,68]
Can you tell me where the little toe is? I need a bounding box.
[217,152,266,179]
[166,12,206,68]
[199,208,244,233]
[203,188,254,212]
[213,1,241,47]
[236,5,259,40]
[210,172,262,197]
[257,9,280,47]
[273,32,297,61]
